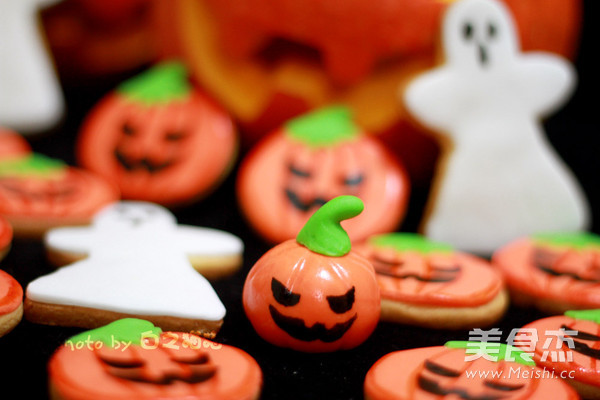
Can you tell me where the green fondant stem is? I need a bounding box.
[117,61,191,105]
[285,106,360,148]
[445,341,535,367]
[66,318,162,347]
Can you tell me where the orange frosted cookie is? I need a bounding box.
[354,233,507,329]
[364,342,579,400]
[49,319,262,400]
[0,215,12,261]
[0,269,23,337]
[493,232,600,314]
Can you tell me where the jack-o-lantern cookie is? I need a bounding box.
[25,202,229,335]
[49,318,262,400]
[516,309,600,399]
[77,61,238,206]
[364,341,579,400]
[354,233,508,329]
[237,106,409,244]
[243,195,381,352]
[0,215,12,261]
[0,269,23,337]
[493,232,600,314]
[0,130,120,238]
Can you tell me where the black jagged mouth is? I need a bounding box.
[114,149,174,173]
[268,305,356,342]
[284,188,328,213]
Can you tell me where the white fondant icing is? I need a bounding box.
[403,0,589,255]
[0,0,65,133]
[28,201,237,321]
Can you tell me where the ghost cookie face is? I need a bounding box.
[49,319,262,400]
[243,196,380,352]
[516,310,600,399]
[0,131,119,238]
[25,201,234,335]
[237,106,409,244]
[0,270,23,337]
[403,0,588,255]
[364,342,579,400]
[493,233,600,314]
[354,233,507,329]
[77,61,237,206]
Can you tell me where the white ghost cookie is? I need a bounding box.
[403,0,589,255]
[24,201,241,336]
[0,0,65,133]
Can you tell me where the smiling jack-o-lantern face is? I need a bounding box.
[237,107,409,244]
[493,233,600,312]
[364,343,579,400]
[49,319,262,400]
[77,62,237,206]
[243,196,380,352]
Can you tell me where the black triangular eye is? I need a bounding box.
[327,287,355,314]
[271,278,301,307]
[164,131,188,142]
[463,22,474,40]
[122,122,136,136]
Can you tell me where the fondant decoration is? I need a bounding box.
[364,342,578,400]
[404,0,588,255]
[0,129,119,237]
[77,61,237,206]
[243,195,380,352]
[354,233,507,328]
[237,106,409,244]
[493,232,600,314]
[0,0,65,133]
[25,201,227,334]
[0,269,23,337]
[517,310,600,398]
[49,318,263,399]
[0,215,12,261]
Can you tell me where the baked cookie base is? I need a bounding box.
[24,299,222,338]
[0,302,23,337]
[568,378,600,400]
[380,289,509,329]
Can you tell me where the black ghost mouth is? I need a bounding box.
[478,44,489,66]
[114,149,174,174]
[561,325,600,359]
[268,304,356,342]
[285,188,328,212]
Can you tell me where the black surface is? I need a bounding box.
[1,1,600,399]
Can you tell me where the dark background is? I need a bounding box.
[1,1,599,398]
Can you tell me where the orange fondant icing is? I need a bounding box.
[0,270,23,315]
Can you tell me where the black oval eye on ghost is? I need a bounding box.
[488,22,497,39]
[326,287,355,314]
[164,131,188,142]
[122,122,136,136]
[462,22,474,40]
[288,164,312,178]
[271,278,301,307]
[343,174,364,187]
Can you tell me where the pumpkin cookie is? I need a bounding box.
[237,106,409,244]
[354,233,507,329]
[0,269,23,337]
[0,129,120,238]
[49,318,262,400]
[0,215,12,261]
[243,195,381,352]
[25,202,229,335]
[364,341,579,400]
[516,309,600,399]
[492,232,600,314]
[77,61,238,206]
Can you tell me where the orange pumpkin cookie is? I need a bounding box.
[492,232,600,314]
[0,215,12,261]
[0,269,23,337]
[243,195,381,352]
[364,341,579,400]
[49,318,262,400]
[516,309,600,399]
[237,106,409,244]
[354,233,508,329]
[77,61,238,206]
[0,130,120,238]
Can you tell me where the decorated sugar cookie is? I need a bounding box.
[25,201,230,336]
[0,0,65,133]
[493,232,600,314]
[49,319,263,400]
[0,269,23,337]
[243,196,380,352]
[77,61,238,206]
[364,341,578,400]
[403,0,589,255]
[0,216,12,261]
[0,129,120,237]
[516,310,600,398]
[354,233,507,329]
[237,106,409,244]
